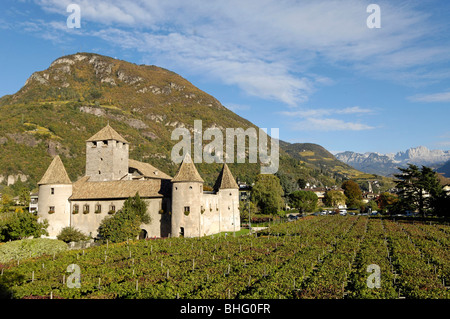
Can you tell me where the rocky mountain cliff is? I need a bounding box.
[336,146,450,176]
[0,52,385,193]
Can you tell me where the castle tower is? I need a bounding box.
[213,163,240,233]
[171,153,204,237]
[37,155,72,238]
[85,124,129,182]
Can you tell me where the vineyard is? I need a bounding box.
[0,215,449,299]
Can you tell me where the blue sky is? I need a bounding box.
[1,0,450,154]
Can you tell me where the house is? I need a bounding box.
[29,192,38,213]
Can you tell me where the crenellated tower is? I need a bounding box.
[85,124,129,182]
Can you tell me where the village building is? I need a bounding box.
[37,125,240,239]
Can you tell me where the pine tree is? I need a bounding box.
[394,164,444,217]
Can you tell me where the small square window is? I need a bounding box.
[51,188,54,195]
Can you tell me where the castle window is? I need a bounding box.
[102,140,108,147]
[184,206,190,216]
[92,141,97,148]
[73,204,79,214]
[108,204,116,215]
[95,204,102,214]
[83,204,90,214]
[51,188,54,195]
[189,186,193,190]
[48,206,55,214]
[99,170,101,174]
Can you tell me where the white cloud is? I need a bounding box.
[408,91,450,102]
[293,118,375,132]
[280,106,375,118]
[280,105,376,132]
[225,103,251,112]
[31,0,450,105]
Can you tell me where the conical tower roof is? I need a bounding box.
[213,163,238,191]
[38,155,72,185]
[86,124,128,143]
[172,153,204,183]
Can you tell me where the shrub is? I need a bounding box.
[97,193,149,243]
[57,227,87,243]
[0,212,48,242]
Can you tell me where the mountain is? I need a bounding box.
[336,146,450,176]
[437,159,450,178]
[0,52,387,193]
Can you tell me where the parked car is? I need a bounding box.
[339,209,347,216]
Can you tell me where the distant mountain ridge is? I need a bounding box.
[336,146,450,176]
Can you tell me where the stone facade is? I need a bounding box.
[37,125,239,239]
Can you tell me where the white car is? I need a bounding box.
[339,210,347,216]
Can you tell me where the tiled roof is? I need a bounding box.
[70,176,169,200]
[86,124,128,143]
[214,163,238,191]
[128,159,172,180]
[38,155,71,185]
[172,153,204,183]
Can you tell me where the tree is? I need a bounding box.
[0,194,13,213]
[363,200,379,214]
[289,190,318,213]
[376,192,398,214]
[97,193,150,243]
[18,188,31,207]
[394,164,443,217]
[341,180,363,208]
[122,192,151,224]
[1,211,48,241]
[251,174,284,215]
[323,190,347,208]
[297,178,307,189]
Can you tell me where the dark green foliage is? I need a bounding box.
[288,190,318,213]
[56,227,87,243]
[394,164,445,217]
[323,190,347,208]
[97,193,150,243]
[341,180,363,209]
[251,174,284,214]
[0,212,48,242]
[376,192,398,214]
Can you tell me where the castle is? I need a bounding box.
[37,124,240,239]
